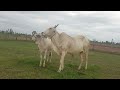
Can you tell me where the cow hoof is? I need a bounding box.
[57,70,61,73]
[78,68,81,70]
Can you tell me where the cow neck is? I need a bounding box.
[51,31,60,50]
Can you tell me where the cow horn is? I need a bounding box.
[54,24,59,28]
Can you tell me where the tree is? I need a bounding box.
[9,28,14,34]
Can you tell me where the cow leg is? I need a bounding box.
[58,51,66,72]
[85,51,88,70]
[78,52,84,70]
[46,52,49,62]
[39,52,42,67]
[43,50,47,67]
[49,51,52,63]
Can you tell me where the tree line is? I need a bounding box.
[0,28,120,47]
[91,39,120,46]
[0,29,31,41]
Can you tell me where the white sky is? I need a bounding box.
[0,11,120,43]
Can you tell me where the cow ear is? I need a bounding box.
[32,32,34,35]
[41,32,46,36]
[32,31,37,35]
[41,32,44,35]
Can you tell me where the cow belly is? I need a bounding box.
[68,43,83,53]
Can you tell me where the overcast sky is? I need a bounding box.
[0,11,120,42]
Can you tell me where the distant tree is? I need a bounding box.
[106,41,109,44]
[9,28,14,34]
[116,43,120,45]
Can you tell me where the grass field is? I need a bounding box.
[0,40,120,79]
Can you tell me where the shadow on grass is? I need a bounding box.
[16,57,101,79]
[44,64,101,79]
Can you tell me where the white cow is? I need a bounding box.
[42,24,90,72]
[32,31,53,67]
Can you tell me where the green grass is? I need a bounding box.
[0,40,120,79]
